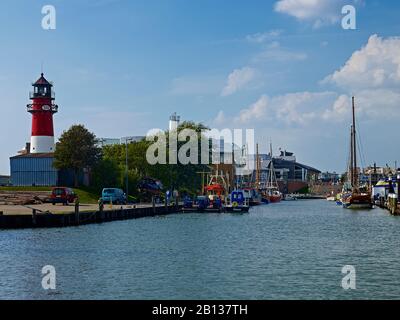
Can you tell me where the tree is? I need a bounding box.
[96,121,211,200]
[91,158,121,192]
[54,125,101,187]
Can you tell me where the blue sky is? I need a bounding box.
[1,0,400,174]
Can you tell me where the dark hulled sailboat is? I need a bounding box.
[342,97,373,209]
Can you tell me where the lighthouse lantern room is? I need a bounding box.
[27,73,58,153]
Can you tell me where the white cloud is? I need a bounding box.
[234,95,269,123]
[321,34,400,122]
[246,30,283,43]
[323,90,400,121]
[274,0,361,28]
[254,42,307,62]
[214,110,226,125]
[233,92,336,125]
[274,91,331,125]
[323,34,400,90]
[221,67,257,96]
[322,94,351,121]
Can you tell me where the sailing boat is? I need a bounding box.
[245,143,262,206]
[263,142,282,203]
[342,97,373,209]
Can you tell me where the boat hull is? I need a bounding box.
[268,195,282,203]
[342,194,373,210]
[225,206,250,213]
[182,206,225,213]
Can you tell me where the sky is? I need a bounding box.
[1,0,400,174]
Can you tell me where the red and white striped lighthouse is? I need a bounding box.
[27,73,58,153]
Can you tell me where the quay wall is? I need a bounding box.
[0,205,182,230]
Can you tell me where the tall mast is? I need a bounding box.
[349,125,354,188]
[270,142,273,185]
[352,97,358,191]
[255,143,260,190]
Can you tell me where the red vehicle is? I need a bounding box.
[50,187,77,205]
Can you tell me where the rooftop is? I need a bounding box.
[10,153,54,159]
[33,73,52,86]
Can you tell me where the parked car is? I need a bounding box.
[101,188,127,205]
[50,187,77,206]
[138,177,163,195]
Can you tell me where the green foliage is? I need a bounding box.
[91,158,121,192]
[54,125,101,187]
[90,122,211,200]
[297,186,310,194]
[72,187,100,204]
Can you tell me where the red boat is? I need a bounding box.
[265,188,282,203]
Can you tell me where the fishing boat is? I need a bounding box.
[248,143,264,206]
[225,189,250,213]
[243,188,262,206]
[203,184,225,212]
[263,142,282,203]
[191,170,228,213]
[341,97,373,210]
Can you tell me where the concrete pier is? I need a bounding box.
[0,204,182,230]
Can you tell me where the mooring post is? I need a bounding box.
[75,197,80,225]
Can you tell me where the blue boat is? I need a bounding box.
[226,190,250,213]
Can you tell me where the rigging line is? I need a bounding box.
[345,126,351,177]
[357,135,364,171]
[356,123,367,169]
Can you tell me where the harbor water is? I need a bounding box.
[1,200,400,300]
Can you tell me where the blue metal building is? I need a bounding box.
[10,153,58,187]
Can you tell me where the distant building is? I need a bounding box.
[319,172,340,183]
[97,136,145,147]
[97,138,121,147]
[10,151,88,187]
[10,153,58,187]
[169,112,180,131]
[243,150,320,193]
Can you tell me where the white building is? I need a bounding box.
[169,112,181,131]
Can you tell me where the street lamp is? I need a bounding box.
[123,137,136,203]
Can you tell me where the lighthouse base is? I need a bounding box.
[30,136,55,153]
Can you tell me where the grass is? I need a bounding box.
[73,188,100,204]
[0,186,52,192]
[0,186,100,204]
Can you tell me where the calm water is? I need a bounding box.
[1,200,400,300]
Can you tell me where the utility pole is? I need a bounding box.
[124,137,135,202]
[255,143,260,190]
[197,171,211,195]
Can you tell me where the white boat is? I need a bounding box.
[284,194,297,201]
